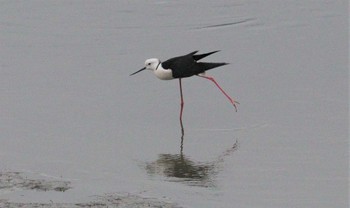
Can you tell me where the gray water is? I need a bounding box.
[0,1,348,207]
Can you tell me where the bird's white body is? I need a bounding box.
[144,58,174,80]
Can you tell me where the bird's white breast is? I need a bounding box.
[153,65,174,80]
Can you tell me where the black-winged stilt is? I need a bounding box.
[130,50,239,125]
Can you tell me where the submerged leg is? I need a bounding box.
[197,75,239,111]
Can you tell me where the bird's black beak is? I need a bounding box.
[130,67,146,76]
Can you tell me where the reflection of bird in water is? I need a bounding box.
[145,140,238,187]
[146,153,214,185]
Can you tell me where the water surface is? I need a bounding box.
[0,1,348,207]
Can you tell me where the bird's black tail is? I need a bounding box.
[196,62,228,72]
[193,50,220,61]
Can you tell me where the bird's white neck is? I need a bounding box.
[153,63,174,80]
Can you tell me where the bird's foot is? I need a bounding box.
[231,99,239,112]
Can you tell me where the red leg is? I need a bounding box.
[179,78,184,125]
[197,75,239,112]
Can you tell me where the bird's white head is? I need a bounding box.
[130,58,173,80]
[129,58,160,76]
[144,58,161,71]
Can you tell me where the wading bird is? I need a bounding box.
[130,50,239,126]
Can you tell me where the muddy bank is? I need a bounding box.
[0,194,180,208]
[0,172,71,192]
[0,172,180,208]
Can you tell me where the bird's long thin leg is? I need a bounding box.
[179,78,184,120]
[197,75,239,112]
[179,78,185,132]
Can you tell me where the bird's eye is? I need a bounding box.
[147,63,151,65]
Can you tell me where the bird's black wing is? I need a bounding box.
[162,51,198,78]
[162,51,198,69]
[193,50,220,61]
[162,51,227,78]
